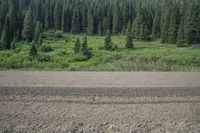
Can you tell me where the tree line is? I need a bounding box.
[0,0,200,50]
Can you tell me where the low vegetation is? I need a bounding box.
[0,32,199,71]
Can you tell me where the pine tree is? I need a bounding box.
[132,19,137,39]
[38,33,43,46]
[81,33,88,53]
[135,0,143,39]
[122,2,129,30]
[61,7,66,32]
[81,34,91,58]
[71,9,80,34]
[1,15,12,49]
[45,9,50,30]
[168,7,178,44]
[8,0,16,40]
[54,1,62,30]
[125,21,133,49]
[81,5,87,33]
[87,10,94,35]
[11,38,16,50]
[23,9,34,42]
[161,0,172,43]
[152,11,160,38]
[29,43,37,59]
[177,20,185,47]
[184,0,200,45]
[74,37,81,53]
[112,3,120,35]
[34,22,42,45]
[104,30,113,51]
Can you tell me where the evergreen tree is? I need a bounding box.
[11,37,16,50]
[71,9,80,34]
[29,43,37,59]
[23,9,34,42]
[177,20,185,47]
[74,37,81,53]
[81,33,88,53]
[152,11,160,38]
[122,2,129,30]
[8,0,16,40]
[125,21,133,49]
[54,1,62,30]
[1,15,12,49]
[168,7,178,44]
[45,9,50,31]
[104,30,113,51]
[161,0,172,43]
[135,0,143,39]
[34,22,42,45]
[184,0,200,44]
[61,7,66,32]
[81,34,91,58]
[112,3,120,35]
[38,33,43,46]
[87,10,94,35]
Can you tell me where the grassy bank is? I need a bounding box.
[0,33,199,71]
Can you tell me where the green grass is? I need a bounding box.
[0,32,200,71]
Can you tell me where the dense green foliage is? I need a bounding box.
[0,33,199,71]
[0,0,199,71]
[0,0,200,47]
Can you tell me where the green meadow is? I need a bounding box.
[0,32,200,71]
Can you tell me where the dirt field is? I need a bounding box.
[0,71,200,133]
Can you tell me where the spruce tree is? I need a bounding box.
[38,33,43,46]
[74,38,81,53]
[135,0,143,39]
[104,30,113,51]
[87,10,94,35]
[112,3,120,35]
[1,15,12,49]
[29,43,37,59]
[125,21,133,49]
[161,0,172,43]
[152,11,160,38]
[61,7,66,32]
[45,8,50,31]
[122,2,129,30]
[8,0,16,40]
[54,1,62,30]
[168,7,178,44]
[81,33,88,53]
[71,9,80,34]
[11,38,16,50]
[23,9,34,42]
[34,22,42,45]
[81,34,91,58]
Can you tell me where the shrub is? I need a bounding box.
[40,44,53,52]
[73,54,88,62]
[58,51,67,56]
[55,31,63,38]
[37,54,51,62]
[65,36,71,43]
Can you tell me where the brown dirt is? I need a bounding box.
[0,71,200,133]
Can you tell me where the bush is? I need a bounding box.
[55,31,63,38]
[65,36,71,43]
[37,54,51,62]
[73,54,88,62]
[58,51,68,56]
[40,44,53,52]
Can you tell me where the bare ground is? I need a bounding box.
[0,71,200,133]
